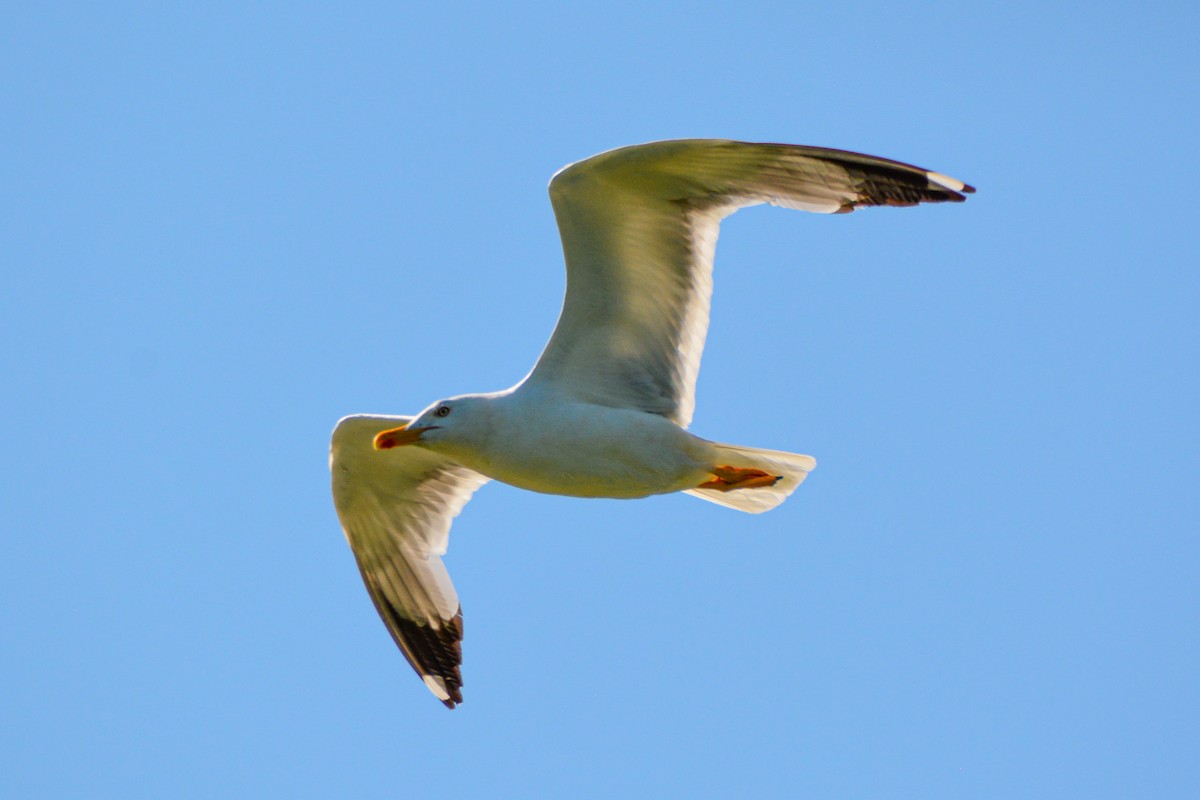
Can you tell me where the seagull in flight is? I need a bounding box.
[330,139,974,707]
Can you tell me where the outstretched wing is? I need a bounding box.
[330,414,489,708]
[525,139,974,426]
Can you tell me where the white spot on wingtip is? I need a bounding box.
[423,674,451,701]
[927,171,966,192]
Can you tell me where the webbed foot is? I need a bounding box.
[697,466,782,492]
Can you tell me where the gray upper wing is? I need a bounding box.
[524,139,973,426]
[330,414,489,708]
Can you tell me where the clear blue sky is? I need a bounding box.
[3,3,1197,797]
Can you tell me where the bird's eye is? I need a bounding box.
[434,405,451,418]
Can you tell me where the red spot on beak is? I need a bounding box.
[373,425,427,450]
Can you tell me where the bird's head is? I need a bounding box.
[372,394,496,457]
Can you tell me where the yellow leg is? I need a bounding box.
[697,465,782,492]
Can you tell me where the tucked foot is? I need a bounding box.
[698,465,783,492]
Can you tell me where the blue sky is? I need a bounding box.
[3,2,1197,797]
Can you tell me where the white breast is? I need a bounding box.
[468,396,713,499]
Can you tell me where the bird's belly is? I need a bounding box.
[475,407,712,499]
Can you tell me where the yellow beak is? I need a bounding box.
[373,424,434,450]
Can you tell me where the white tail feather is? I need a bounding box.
[685,442,816,514]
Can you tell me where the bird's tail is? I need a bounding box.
[684,442,816,514]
